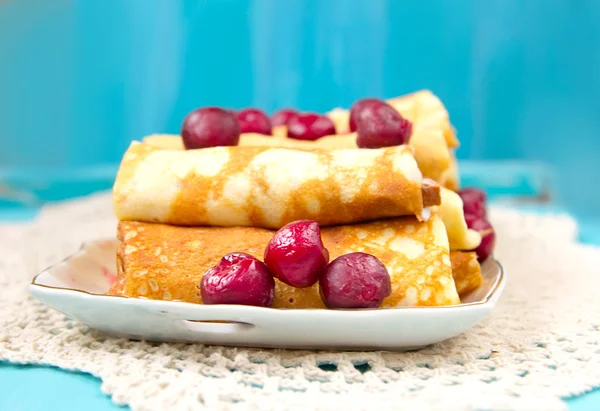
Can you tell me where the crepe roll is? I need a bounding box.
[449,251,483,298]
[326,90,459,148]
[241,130,451,184]
[113,141,440,229]
[241,131,451,184]
[385,90,459,148]
[110,210,461,308]
[326,91,458,184]
[143,130,452,186]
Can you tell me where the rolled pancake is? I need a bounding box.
[450,251,482,298]
[113,141,440,229]
[110,211,461,308]
[241,131,451,184]
[386,90,459,148]
[143,130,451,185]
[326,90,458,148]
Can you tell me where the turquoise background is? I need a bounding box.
[1,0,600,218]
[1,0,600,409]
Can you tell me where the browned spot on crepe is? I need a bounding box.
[170,147,270,227]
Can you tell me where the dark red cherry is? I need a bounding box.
[349,98,386,132]
[271,109,299,127]
[264,220,329,288]
[319,252,391,309]
[200,252,275,307]
[354,101,412,148]
[181,107,240,149]
[459,188,487,218]
[236,108,272,135]
[287,113,336,140]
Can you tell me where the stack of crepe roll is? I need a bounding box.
[110,90,483,308]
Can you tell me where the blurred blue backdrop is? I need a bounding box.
[1,0,599,218]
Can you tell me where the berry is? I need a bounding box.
[237,108,272,135]
[319,252,391,309]
[459,188,487,217]
[181,107,240,149]
[349,98,385,132]
[264,220,329,288]
[271,108,299,127]
[200,252,274,307]
[354,100,412,148]
[287,113,336,140]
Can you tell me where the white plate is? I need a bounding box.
[29,239,505,351]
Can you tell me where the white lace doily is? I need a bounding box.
[1,192,599,411]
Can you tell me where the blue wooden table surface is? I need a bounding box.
[1,163,598,410]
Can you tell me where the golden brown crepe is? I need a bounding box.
[113,141,441,229]
[385,90,459,148]
[326,90,458,149]
[450,251,483,298]
[110,210,462,308]
[143,129,451,185]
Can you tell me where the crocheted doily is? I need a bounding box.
[1,192,599,411]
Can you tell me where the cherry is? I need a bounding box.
[459,188,486,204]
[354,101,412,148]
[459,188,487,217]
[200,252,275,307]
[287,113,336,140]
[271,108,299,127]
[465,215,496,262]
[349,98,385,132]
[181,107,240,149]
[319,252,391,309]
[236,108,272,135]
[264,220,329,288]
